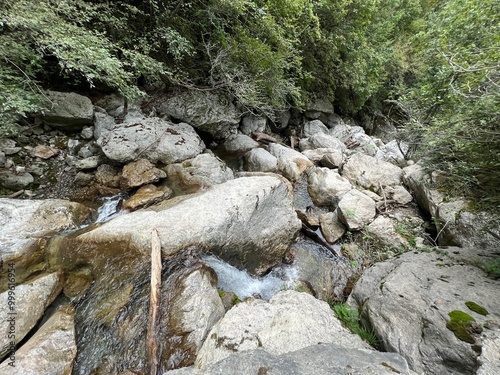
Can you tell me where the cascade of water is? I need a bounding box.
[95,195,125,223]
[202,255,299,300]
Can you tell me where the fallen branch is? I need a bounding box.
[147,229,162,375]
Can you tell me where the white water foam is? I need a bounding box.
[202,255,299,300]
[95,195,126,223]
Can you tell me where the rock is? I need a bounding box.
[95,164,121,188]
[240,115,267,135]
[122,184,173,210]
[244,148,277,173]
[305,97,334,119]
[299,133,346,152]
[477,329,500,375]
[159,90,241,139]
[324,113,345,128]
[268,143,313,182]
[33,145,58,159]
[195,290,370,369]
[320,151,344,169]
[168,343,416,375]
[0,139,17,155]
[365,216,411,250]
[0,198,94,287]
[342,153,403,192]
[289,239,352,302]
[77,145,95,159]
[436,200,499,249]
[319,211,347,244]
[376,140,409,165]
[62,176,301,275]
[403,164,498,250]
[81,126,94,140]
[273,109,291,130]
[303,120,329,137]
[386,185,413,205]
[0,152,5,167]
[159,265,225,370]
[301,148,342,164]
[74,171,94,187]
[120,159,167,188]
[403,163,443,217]
[0,171,34,190]
[96,117,205,164]
[73,155,101,170]
[0,272,63,359]
[349,248,500,375]
[223,134,259,153]
[328,123,355,142]
[165,153,234,194]
[93,112,116,140]
[0,305,77,374]
[41,91,94,131]
[346,132,380,157]
[94,94,126,116]
[337,190,376,230]
[307,167,352,207]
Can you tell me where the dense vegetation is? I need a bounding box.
[0,0,498,207]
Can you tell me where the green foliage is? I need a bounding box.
[446,310,476,344]
[465,301,488,316]
[395,0,500,209]
[332,303,379,347]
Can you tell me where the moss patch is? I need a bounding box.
[465,301,489,316]
[446,310,476,344]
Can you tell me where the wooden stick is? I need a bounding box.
[147,229,162,375]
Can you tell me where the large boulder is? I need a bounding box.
[0,273,63,359]
[342,153,403,192]
[58,176,301,275]
[307,167,352,207]
[268,143,313,182]
[299,133,346,153]
[159,91,241,139]
[303,120,329,137]
[0,199,94,288]
[0,305,77,374]
[289,239,351,301]
[240,114,267,135]
[403,163,498,250]
[244,148,278,173]
[349,248,500,375]
[166,343,416,375]
[223,134,259,153]
[160,265,225,371]
[165,153,234,194]
[120,159,166,188]
[96,117,205,164]
[195,290,370,369]
[40,91,94,131]
[337,190,376,230]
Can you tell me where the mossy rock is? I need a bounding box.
[465,301,489,316]
[446,310,476,344]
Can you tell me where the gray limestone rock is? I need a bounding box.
[349,248,500,375]
[159,90,241,139]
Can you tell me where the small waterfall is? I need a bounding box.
[95,195,126,223]
[202,255,299,300]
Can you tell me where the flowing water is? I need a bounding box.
[202,255,299,301]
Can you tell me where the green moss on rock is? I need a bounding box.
[446,310,476,344]
[465,301,489,316]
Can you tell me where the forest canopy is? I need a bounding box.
[0,0,499,206]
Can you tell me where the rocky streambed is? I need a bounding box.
[0,90,499,375]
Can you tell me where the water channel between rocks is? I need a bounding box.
[5,171,354,374]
